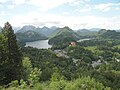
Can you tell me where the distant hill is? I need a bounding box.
[50,26,58,31]
[99,30,120,39]
[16,30,48,43]
[16,25,36,33]
[48,26,80,45]
[98,29,107,35]
[116,30,120,32]
[89,28,100,31]
[17,25,58,37]
[36,26,57,36]
[77,29,97,38]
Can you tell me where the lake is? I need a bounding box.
[77,38,93,42]
[25,40,52,49]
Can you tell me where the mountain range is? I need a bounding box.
[4,25,118,45]
[16,25,58,37]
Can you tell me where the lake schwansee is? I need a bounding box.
[25,40,52,49]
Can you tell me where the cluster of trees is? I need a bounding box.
[78,39,120,47]
[65,46,95,63]
[22,47,77,81]
[0,72,111,90]
[22,46,120,89]
[0,22,22,85]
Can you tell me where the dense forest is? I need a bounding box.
[0,22,120,90]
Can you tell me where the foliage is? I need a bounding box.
[65,76,107,90]
[0,76,111,90]
[49,71,67,90]
[28,67,41,86]
[0,34,8,85]
[0,22,23,85]
[91,70,120,89]
[22,47,77,81]
[66,46,94,63]
[22,57,32,81]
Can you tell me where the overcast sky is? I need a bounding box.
[0,0,120,29]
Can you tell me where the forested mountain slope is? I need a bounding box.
[16,30,48,43]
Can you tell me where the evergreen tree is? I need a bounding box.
[0,34,8,85]
[1,22,22,85]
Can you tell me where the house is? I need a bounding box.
[69,42,76,47]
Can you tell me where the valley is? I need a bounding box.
[0,23,120,90]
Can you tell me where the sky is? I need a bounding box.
[0,0,120,30]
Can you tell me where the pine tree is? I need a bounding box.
[0,34,8,85]
[1,22,22,85]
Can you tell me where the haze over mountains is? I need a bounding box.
[16,25,58,37]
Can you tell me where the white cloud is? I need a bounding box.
[0,0,9,3]
[115,7,120,10]
[7,4,15,9]
[9,12,62,27]
[94,3,112,11]
[76,8,90,12]
[9,0,90,12]
[69,0,90,6]
[28,0,76,11]
[0,11,11,16]
[62,12,70,15]
[2,0,91,12]
[94,3,120,12]
[8,12,120,30]
[76,4,91,12]
[12,0,26,5]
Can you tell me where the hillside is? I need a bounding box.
[16,30,48,43]
[77,29,97,38]
[99,29,120,39]
[98,29,107,35]
[48,26,80,46]
[36,26,57,36]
